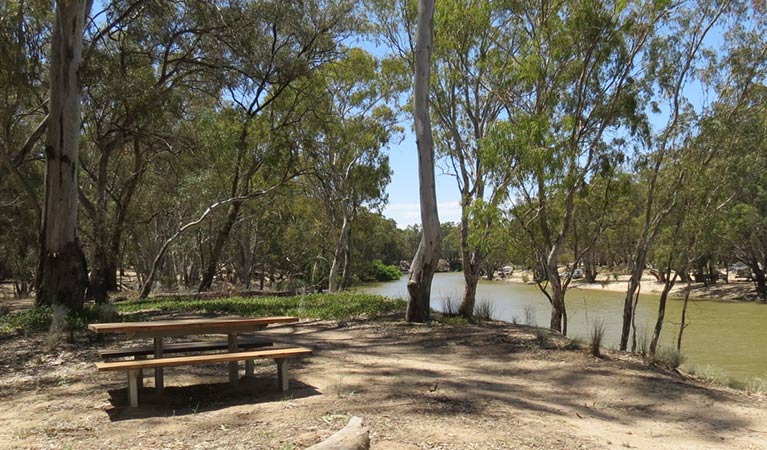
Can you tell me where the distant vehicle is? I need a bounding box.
[559,268,584,279]
[729,263,752,279]
[502,265,514,275]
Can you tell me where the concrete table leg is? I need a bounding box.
[276,358,289,392]
[128,369,140,407]
[228,333,239,386]
[154,337,164,393]
[245,360,255,378]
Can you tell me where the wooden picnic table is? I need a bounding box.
[89,316,299,392]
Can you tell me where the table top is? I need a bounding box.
[88,316,299,337]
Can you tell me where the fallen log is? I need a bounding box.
[306,416,369,450]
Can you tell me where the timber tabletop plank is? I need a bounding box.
[88,316,299,335]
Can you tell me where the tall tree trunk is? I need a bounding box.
[676,280,692,351]
[328,208,351,293]
[199,201,242,292]
[548,273,568,335]
[650,273,678,356]
[751,256,767,301]
[36,0,91,310]
[458,211,480,318]
[340,225,353,290]
[406,0,440,323]
[620,252,646,350]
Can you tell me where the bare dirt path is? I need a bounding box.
[0,316,765,449]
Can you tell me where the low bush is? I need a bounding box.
[654,345,685,369]
[116,293,406,321]
[1,293,405,335]
[744,377,767,394]
[474,299,495,321]
[564,336,584,351]
[0,306,52,334]
[370,260,402,282]
[440,294,459,316]
[589,320,606,357]
[685,364,731,386]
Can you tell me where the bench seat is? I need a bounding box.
[97,347,312,407]
[98,337,273,359]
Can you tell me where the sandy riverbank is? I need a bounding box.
[502,270,761,302]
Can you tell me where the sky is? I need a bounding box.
[380,134,463,228]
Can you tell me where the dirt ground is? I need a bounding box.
[1,313,765,450]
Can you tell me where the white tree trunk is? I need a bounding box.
[406,0,440,322]
[36,0,91,310]
[328,204,351,293]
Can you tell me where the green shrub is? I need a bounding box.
[744,377,767,394]
[440,294,459,316]
[654,345,685,369]
[116,293,405,320]
[589,320,606,357]
[685,364,731,386]
[474,299,495,321]
[439,316,469,326]
[0,307,52,334]
[564,336,584,351]
[370,260,402,282]
[1,294,406,335]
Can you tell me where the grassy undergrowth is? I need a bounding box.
[0,293,405,334]
[116,293,405,320]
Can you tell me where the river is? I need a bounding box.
[357,272,767,382]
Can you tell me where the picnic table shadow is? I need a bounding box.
[105,376,319,421]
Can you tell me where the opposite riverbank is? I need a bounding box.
[501,269,762,302]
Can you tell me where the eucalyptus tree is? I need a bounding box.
[700,6,767,302]
[618,0,731,350]
[431,0,512,317]
[36,0,92,309]
[194,0,356,293]
[78,0,222,302]
[497,0,657,334]
[0,1,50,291]
[306,48,402,292]
[406,0,440,322]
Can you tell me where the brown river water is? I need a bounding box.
[358,272,767,382]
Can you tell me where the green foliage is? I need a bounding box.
[653,346,686,369]
[369,260,402,282]
[0,303,127,335]
[0,294,405,334]
[440,294,460,316]
[564,336,584,351]
[0,307,52,334]
[116,293,405,320]
[438,316,470,326]
[685,364,731,386]
[589,320,606,358]
[474,299,495,321]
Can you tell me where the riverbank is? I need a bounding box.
[502,270,762,302]
[1,311,765,449]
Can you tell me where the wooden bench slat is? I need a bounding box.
[95,347,312,372]
[98,337,273,359]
